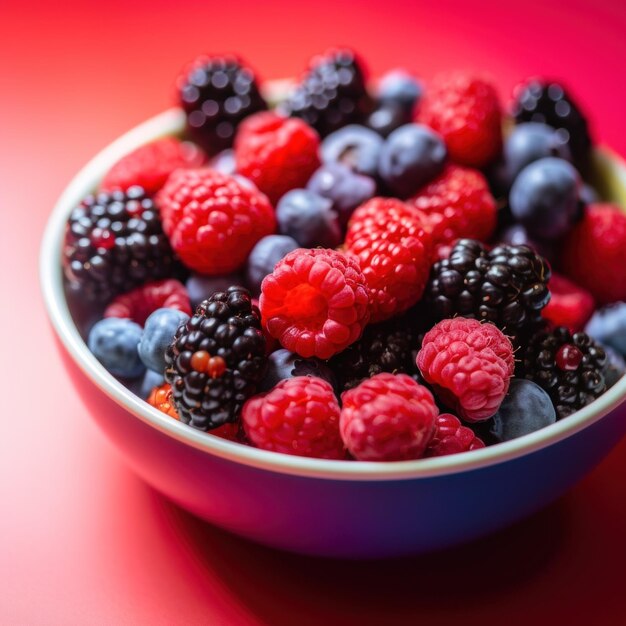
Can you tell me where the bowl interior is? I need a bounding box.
[40,107,626,481]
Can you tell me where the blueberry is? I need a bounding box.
[209,149,236,175]
[128,369,165,399]
[88,317,145,378]
[366,102,412,138]
[186,273,245,309]
[377,70,422,111]
[275,189,342,248]
[307,162,376,226]
[378,124,447,198]
[138,308,190,373]
[488,379,556,443]
[580,183,599,205]
[509,157,580,239]
[246,234,299,296]
[585,303,626,356]
[497,223,554,263]
[602,346,626,388]
[321,125,383,177]
[505,122,571,181]
[259,349,337,392]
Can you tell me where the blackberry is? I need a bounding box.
[511,79,592,171]
[521,326,607,419]
[63,186,180,303]
[177,55,266,154]
[281,49,373,137]
[425,239,551,339]
[164,287,267,430]
[329,315,421,393]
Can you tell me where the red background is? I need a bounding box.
[2,0,626,623]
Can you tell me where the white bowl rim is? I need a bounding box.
[40,106,626,482]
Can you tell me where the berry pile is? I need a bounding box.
[66,49,626,464]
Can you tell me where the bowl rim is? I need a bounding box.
[40,106,626,482]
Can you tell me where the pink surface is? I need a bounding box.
[2,0,626,622]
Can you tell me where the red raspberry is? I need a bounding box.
[340,373,438,462]
[104,279,192,325]
[417,318,514,422]
[345,198,433,322]
[158,168,275,274]
[148,382,238,441]
[234,112,321,204]
[260,248,370,359]
[407,165,497,251]
[561,203,626,304]
[418,73,502,168]
[424,413,485,458]
[542,273,595,332]
[100,138,205,195]
[242,377,344,459]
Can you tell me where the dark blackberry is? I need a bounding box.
[281,49,373,137]
[164,287,267,430]
[521,326,607,419]
[63,186,180,303]
[177,55,266,154]
[425,239,551,339]
[329,315,421,393]
[511,79,592,171]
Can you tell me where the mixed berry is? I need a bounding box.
[63,50,626,463]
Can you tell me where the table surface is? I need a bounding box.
[2,0,626,623]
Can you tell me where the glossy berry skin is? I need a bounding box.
[186,273,246,309]
[486,379,556,443]
[306,162,376,227]
[242,377,344,459]
[366,102,412,138]
[100,138,205,195]
[235,112,321,204]
[585,303,626,356]
[88,317,145,378]
[320,125,383,177]
[378,124,447,198]
[504,122,571,182]
[260,248,370,359]
[424,414,485,457]
[104,279,191,326]
[417,318,515,422]
[542,273,595,332]
[158,168,275,275]
[496,223,553,264]
[64,187,180,303]
[138,307,190,373]
[510,157,580,239]
[259,349,336,392]
[511,79,592,171]
[246,235,299,297]
[377,70,422,111]
[131,369,165,400]
[408,164,497,250]
[176,55,266,154]
[419,73,502,168]
[147,382,179,419]
[275,189,341,248]
[561,204,626,304]
[209,149,237,175]
[345,198,433,322]
[281,48,372,138]
[340,373,438,462]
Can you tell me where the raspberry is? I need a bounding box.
[104,279,191,325]
[560,204,626,305]
[407,165,497,250]
[242,377,344,459]
[158,168,275,275]
[542,273,595,332]
[418,73,502,168]
[424,413,485,457]
[100,138,205,195]
[345,198,433,322]
[339,373,438,462]
[260,248,370,359]
[234,112,321,204]
[417,318,515,422]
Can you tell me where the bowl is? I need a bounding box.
[41,107,626,559]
